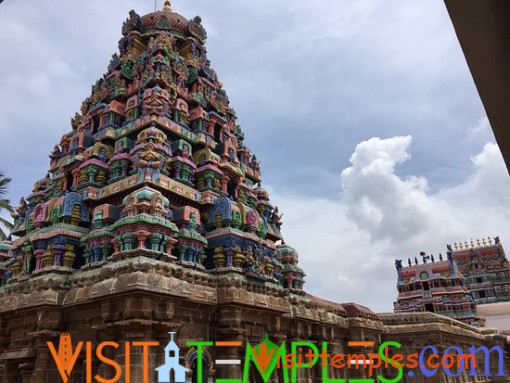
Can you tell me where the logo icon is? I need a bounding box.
[156,332,188,383]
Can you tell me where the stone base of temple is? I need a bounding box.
[0,256,507,383]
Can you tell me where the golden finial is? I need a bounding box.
[163,0,172,11]
[488,236,493,245]
[465,241,469,249]
[482,238,486,246]
[476,239,481,247]
[470,239,474,248]
[454,242,458,251]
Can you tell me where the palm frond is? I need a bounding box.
[0,199,13,212]
[0,217,13,231]
[0,174,11,198]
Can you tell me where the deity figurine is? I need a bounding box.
[182,144,190,159]
[139,140,161,169]
[137,140,161,183]
[214,213,222,229]
[188,212,197,231]
[71,112,84,130]
[50,145,61,160]
[250,155,260,170]
[11,197,28,219]
[271,206,283,227]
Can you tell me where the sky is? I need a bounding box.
[0,0,509,312]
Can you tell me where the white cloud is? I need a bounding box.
[466,116,493,141]
[273,136,510,312]
[341,136,460,243]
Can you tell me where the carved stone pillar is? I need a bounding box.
[19,362,35,383]
[216,308,245,380]
[63,244,75,268]
[101,245,112,261]
[166,238,177,254]
[72,168,81,187]
[34,249,45,270]
[136,231,150,250]
[221,176,229,193]
[176,245,188,261]
[214,247,226,268]
[224,247,234,267]
[112,238,120,254]
[53,245,64,266]
[33,343,54,383]
[42,247,54,268]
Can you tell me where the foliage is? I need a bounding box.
[0,174,14,240]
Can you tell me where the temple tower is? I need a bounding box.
[394,251,478,325]
[451,237,510,303]
[3,1,304,291]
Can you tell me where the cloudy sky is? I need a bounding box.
[0,0,509,312]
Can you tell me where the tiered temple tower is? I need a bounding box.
[394,251,478,325]
[2,0,304,291]
[0,3,507,382]
[451,237,510,303]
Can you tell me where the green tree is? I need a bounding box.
[0,174,14,240]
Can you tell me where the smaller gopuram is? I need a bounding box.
[394,250,478,325]
[451,237,510,304]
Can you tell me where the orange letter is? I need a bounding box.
[95,342,122,383]
[427,354,440,369]
[86,342,92,383]
[47,333,83,383]
[406,352,418,369]
[442,354,455,369]
[125,342,131,383]
[331,354,345,369]
[133,341,159,383]
[284,352,295,368]
[391,353,403,368]
[368,353,381,377]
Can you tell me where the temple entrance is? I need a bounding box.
[425,303,435,313]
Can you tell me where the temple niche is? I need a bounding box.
[0,2,507,383]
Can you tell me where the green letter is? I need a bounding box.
[187,341,213,381]
[320,342,346,383]
[377,341,403,383]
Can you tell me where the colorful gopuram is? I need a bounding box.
[0,3,507,382]
[394,237,510,326]
[394,250,478,325]
[3,0,303,291]
[451,237,510,303]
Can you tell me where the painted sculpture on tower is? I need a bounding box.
[0,0,304,291]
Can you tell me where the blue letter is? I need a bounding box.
[468,345,505,377]
[443,346,463,377]
[419,346,439,377]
